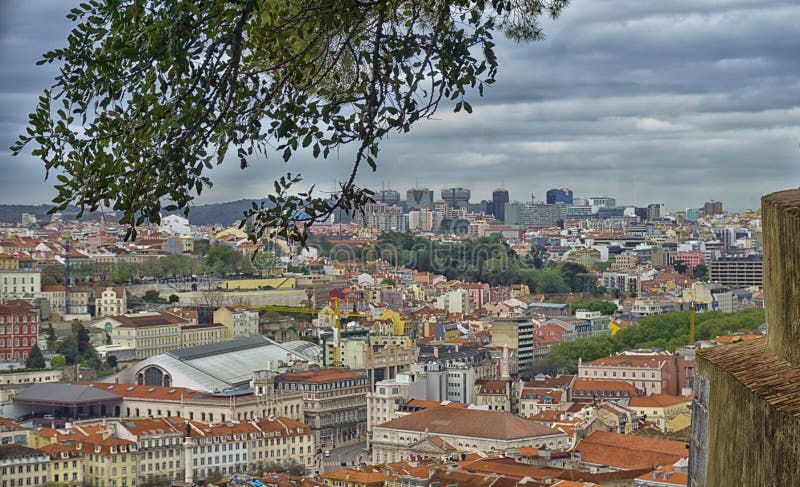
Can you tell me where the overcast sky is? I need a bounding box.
[1,0,799,212]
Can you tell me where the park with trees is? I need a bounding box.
[542,307,765,373]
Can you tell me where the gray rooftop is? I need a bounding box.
[125,336,320,392]
[167,335,276,360]
[14,383,121,404]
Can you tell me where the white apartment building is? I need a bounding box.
[0,270,41,301]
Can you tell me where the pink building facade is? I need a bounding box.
[577,352,679,396]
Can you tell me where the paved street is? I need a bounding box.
[318,441,369,474]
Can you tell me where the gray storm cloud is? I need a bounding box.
[1,0,799,211]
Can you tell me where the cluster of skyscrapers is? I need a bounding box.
[354,185,725,233]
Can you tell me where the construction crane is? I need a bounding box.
[329,296,371,367]
[258,297,370,367]
[685,289,710,345]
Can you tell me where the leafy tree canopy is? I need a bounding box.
[373,231,595,292]
[26,344,46,369]
[12,0,566,244]
[544,308,765,372]
[569,298,617,315]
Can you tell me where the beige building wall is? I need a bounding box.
[0,270,41,300]
[95,287,126,317]
[179,324,227,348]
[112,323,181,359]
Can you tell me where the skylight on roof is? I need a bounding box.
[127,386,135,391]
[168,389,176,394]
[147,387,156,392]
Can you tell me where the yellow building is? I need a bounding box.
[212,306,260,339]
[377,308,411,336]
[595,402,638,434]
[323,335,417,385]
[0,444,50,487]
[629,394,693,432]
[0,418,33,446]
[179,323,227,348]
[178,235,194,253]
[95,286,127,317]
[214,226,248,240]
[81,434,139,487]
[40,443,84,487]
[93,312,185,360]
[0,253,18,270]
[510,284,530,298]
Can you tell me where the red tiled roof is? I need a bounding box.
[460,459,564,481]
[629,394,692,408]
[113,312,188,328]
[78,382,207,400]
[377,406,562,440]
[321,468,392,484]
[635,467,688,486]
[576,431,687,470]
[572,379,637,394]
[587,354,670,368]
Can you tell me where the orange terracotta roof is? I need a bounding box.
[39,442,84,459]
[0,418,23,430]
[78,382,208,400]
[629,394,692,409]
[377,406,561,440]
[587,354,670,368]
[460,459,564,481]
[635,467,688,486]
[572,379,637,393]
[321,468,393,484]
[712,333,763,344]
[552,481,602,487]
[475,379,510,395]
[113,312,188,328]
[576,431,687,470]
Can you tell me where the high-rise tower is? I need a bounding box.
[440,187,471,210]
[546,188,573,205]
[406,187,434,210]
[492,188,509,222]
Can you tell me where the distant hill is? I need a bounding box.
[178,199,272,226]
[0,197,357,227]
[0,200,270,227]
[0,204,90,224]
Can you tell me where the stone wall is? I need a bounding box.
[690,340,800,485]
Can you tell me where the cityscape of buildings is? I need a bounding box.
[0,185,766,487]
